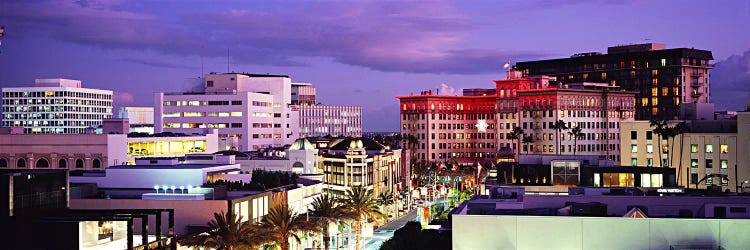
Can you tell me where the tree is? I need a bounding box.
[379,221,451,250]
[309,194,351,250]
[568,127,584,156]
[339,186,387,250]
[259,204,319,250]
[179,211,266,250]
[522,135,534,155]
[509,126,524,160]
[650,118,668,167]
[552,120,568,155]
[664,122,686,182]
[378,190,395,217]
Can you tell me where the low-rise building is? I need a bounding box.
[118,106,154,133]
[321,137,403,197]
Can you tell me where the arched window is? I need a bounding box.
[17,158,26,168]
[0,158,7,168]
[36,158,49,168]
[92,159,101,168]
[58,159,67,169]
[75,159,84,168]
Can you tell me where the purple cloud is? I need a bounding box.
[3,0,548,74]
[120,57,198,70]
[711,48,750,111]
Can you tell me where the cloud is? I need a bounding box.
[438,83,462,96]
[711,48,750,111]
[363,103,400,132]
[113,92,135,104]
[3,0,548,75]
[120,57,198,70]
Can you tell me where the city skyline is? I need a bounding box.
[1,0,749,132]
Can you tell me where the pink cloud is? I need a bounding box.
[113,92,135,104]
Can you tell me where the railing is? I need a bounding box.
[13,190,66,210]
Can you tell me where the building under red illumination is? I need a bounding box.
[397,69,636,165]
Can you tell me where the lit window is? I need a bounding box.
[705,144,713,153]
[652,98,658,106]
[661,59,666,67]
[631,144,638,153]
[721,160,728,169]
[721,144,728,154]
[691,144,698,153]
[652,88,658,96]
[647,158,653,167]
[691,159,699,168]
[601,72,607,80]
[647,144,653,153]
[631,158,638,166]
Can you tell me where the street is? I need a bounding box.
[362,209,418,250]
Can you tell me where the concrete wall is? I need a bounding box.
[71,198,227,236]
[453,215,750,250]
[0,133,127,169]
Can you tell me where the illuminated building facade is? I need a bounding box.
[118,106,154,133]
[1,78,113,134]
[296,105,362,138]
[154,73,300,151]
[320,138,402,197]
[516,43,713,120]
[397,91,497,164]
[291,82,316,105]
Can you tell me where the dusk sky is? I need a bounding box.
[1,0,749,132]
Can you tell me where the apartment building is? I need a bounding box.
[296,105,362,138]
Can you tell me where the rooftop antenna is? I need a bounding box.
[227,47,230,73]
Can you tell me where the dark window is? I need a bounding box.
[730,207,747,213]
[207,101,229,106]
[0,158,6,168]
[206,81,214,87]
[714,206,726,218]
[76,159,84,168]
[231,123,243,128]
[17,158,26,168]
[646,131,652,140]
[631,131,637,140]
[35,158,49,168]
[706,159,713,168]
[58,159,67,168]
[92,159,101,168]
[691,173,699,184]
[231,101,242,105]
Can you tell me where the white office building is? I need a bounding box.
[1,78,113,134]
[155,73,299,151]
[118,107,154,133]
[297,105,362,138]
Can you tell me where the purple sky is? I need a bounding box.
[1,0,749,131]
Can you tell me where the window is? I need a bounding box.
[206,81,214,87]
[661,59,666,67]
[647,158,653,167]
[17,158,26,168]
[631,131,637,140]
[691,159,699,168]
[646,131,652,140]
[721,144,728,154]
[0,158,7,168]
[721,160,728,169]
[705,144,713,153]
[706,159,713,168]
[631,144,638,153]
[691,174,699,184]
[647,144,653,153]
[631,158,638,166]
[35,158,49,168]
[76,159,84,168]
[93,159,101,168]
[58,159,67,169]
[730,207,747,213]
[691,144,698,153]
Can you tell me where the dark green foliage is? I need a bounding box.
[205,170,297,191]
[379,221,451,250]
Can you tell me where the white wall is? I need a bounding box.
[453,215,750,250]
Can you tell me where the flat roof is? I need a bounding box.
[108,164,233,169]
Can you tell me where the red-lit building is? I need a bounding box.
[397,90,497,164]
[397,69,636,165]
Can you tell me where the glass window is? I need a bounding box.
[705,144,713,153]
[647,144,653,153]
[646,131,652,140]
[721,144,728,154]
[706,159,713,168]
[721,160,728,169]
[631,158,638,166]
[647,158,653,167]
[631,131,637,140]
[691,174,699,184]
[691,144,698,153]
[631,144,638,153]
[691,159,699,168]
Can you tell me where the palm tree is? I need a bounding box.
[551,120,568,155]
[509,126,524,160]
[309,194,350,250]
[522,135,534,155]
[664,122,686,182]
[378,190,395,217]
[568,127,584,156]
[339,186,387,250]
[179,211,266,250]
[650,118,668,167]
[259,204,319,250]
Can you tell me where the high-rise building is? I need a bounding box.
[516,43,713,120]
[291,82,316,106]
[397,89,498,164]
[296,105,362,138]
[154,73,299,151]
[1,78,113,134]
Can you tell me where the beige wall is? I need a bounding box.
[0,133,127,169]
[70,198,228,235]
[620,121,742,190]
